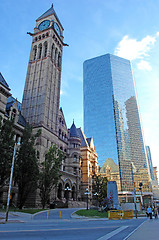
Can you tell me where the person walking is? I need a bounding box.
[154,206,158,219]
[147,206,153,219]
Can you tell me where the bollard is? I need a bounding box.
[60,211,61,219]
[47,210,49,219]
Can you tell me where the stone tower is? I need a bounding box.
[21,4,64,134]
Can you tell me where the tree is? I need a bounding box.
[39,144,64,209]
[92,174,108,206]
[0,116,15,187]
[14,125,41,209]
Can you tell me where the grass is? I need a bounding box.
[74,209,108,218]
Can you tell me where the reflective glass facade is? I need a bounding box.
[146,146,155,181]
[83,54,149,191]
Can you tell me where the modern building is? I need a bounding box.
[83,53,151,197]
[146,146,155,181]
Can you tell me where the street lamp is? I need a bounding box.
[93,192,98,207]
[5,137,20,222]
[84,188,90,210]
[139,182,143,208]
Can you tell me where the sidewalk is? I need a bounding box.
[0,211,32,223]
[127,218,159,240]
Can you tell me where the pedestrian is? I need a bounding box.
[154,207,158,219]
[147,206,152,219]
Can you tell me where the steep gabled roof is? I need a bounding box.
[77,128,89,147]
[0,72,10,89]
[6,96,26,127]
[36,4,63,29]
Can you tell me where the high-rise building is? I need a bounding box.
[83,53,150,192]
[146,146,155,181]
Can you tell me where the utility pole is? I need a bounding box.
[5,142,17,222]
[131,162,137,219]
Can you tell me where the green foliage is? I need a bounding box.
[75,209,108,218]
[92,174,108,205]
[14,125,41,209]
[0,116,15,187]
[39,144,64,209]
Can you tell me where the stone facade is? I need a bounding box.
[0,5,99,207]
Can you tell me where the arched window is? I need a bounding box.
[43,42,48,58]
[51,44,55,60]
[38,44,42,59]
[33,45,37,60]
[58,53,61,68]
[55,48,58,64]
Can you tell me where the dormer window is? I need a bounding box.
[11,109,16,121]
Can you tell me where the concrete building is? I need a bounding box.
[83,53,152,202]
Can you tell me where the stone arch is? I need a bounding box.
[57,180,64,200]
[64,179,72,201]
[72,184,76,200]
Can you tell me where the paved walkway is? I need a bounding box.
[127,217,159,240]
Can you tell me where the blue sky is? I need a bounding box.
[1,0,159,172]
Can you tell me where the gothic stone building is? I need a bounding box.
[0,5,98,207]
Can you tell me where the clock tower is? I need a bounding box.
[21,4,65,134]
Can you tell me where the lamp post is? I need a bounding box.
[131,162,137,218]
[84,188,90,210]
[94,192,98,207]
[5,138,20,222]
[139,182,143,209]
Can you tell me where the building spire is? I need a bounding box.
[51,3,53,8]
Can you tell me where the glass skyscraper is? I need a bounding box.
[83,53,149,191]
[146,146,155,181]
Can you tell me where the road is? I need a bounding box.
[0,209,146,240]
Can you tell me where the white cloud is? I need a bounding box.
[114,33,158,70]
[137,60,152,71]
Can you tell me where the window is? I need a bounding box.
[55,48,58,64]
[11,109,16,121]
[58,53,61,68]
[74,167,77,175]
[38,44,42,59]
[44,42,47,58]
[33,45,37,60]
[73,155,77,162]
[51,44,55,60]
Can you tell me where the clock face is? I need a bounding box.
[54,22,61,36]
[38,20,50,31]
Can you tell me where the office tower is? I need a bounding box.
[146,146,155,181]
[83,53,150,192]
